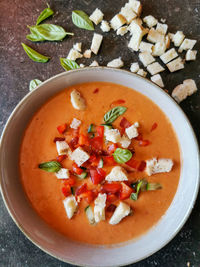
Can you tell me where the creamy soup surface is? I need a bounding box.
[20,82,180,245]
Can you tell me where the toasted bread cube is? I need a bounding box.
[107,57,124,68]
[129,18,143,31]
[128,24,148,51]
[70,118,81,129]
[55,168,70,179]
[137,68,147,77]
[100,20,111,32]
[166,57,184,72]
[105,128,121,143]
[160,48,178,64]
[173,31,185,47]
[89,60,99,67]
[63,196,78,219]
[185,50,197,61]
[117,26,128,36]
[56,141,69,156]
[71,89,86,110]
[89,8,104,25]
[67,49,83,60]
[146,158,173,176]
[152,42,166,56]
[147,28,165,43]
[106,166,128,182]
[160,18,166,23]
[165,34,171,49]
[151,74,164,88]
[119,134,132,148]
[120,3,137,24]
[110,14,126,30]
[125,123,139,139]
[139,51,155,67]
[70,147,90,166]
[156,23,168,35]
[172,79,197,103]
[178,38,197,53]
[128,0,142,15]
[143,15,158,28]
[109,202,131,225]
[73,42,82,52]
[91,33,103,55]
[94,193,106,223]
[169,32,175,40]
[183,79,198,97]
[147,62,165,75]
[83,49,92,58]
[79,64,85,68]
[130,62,140,73]
[139,41,153,53]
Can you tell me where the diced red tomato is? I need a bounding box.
[90,136,103,151]
[104,156,116,165]
[107,194,118,203]
[106,204,117,212]
[79,134,89,146]
[53,137,65,143]
[57,123,67,134]
[89,154,97,162]
[56,155,66,163]
[64,177,76,186]
[71,128,79,137]
[62,185,71,197]
[126,158,146,172]
[137,160,146,172]
[102,183,121,194]
[90,167,106,185]
[120,117,131,129]
[107,143,117,154]
[79,190,94,204]
[75,183,88,196]
[68,136,79,150]
[72,162,83,175]
[120,182,133,200]
[139,140,150,147]
[135,133,143,141]
[89,154,101,167]
[111,99,125,107]
[151,122,158,132]
[96,126,104,138]
[93,88,99,94]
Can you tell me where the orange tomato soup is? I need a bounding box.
[19,82,180,245]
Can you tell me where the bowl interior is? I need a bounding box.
[0,68,199,267]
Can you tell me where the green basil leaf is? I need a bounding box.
[38,161,61,172]
[147,183,162,191]
[29,79,42,91]
[104,106,127,124]
[60,58,80,71]
[21,43,50,63]
[29,24,74,41]
[130,181,143,201]
[26,32,45,42]
[113,148,132,164]
[36,4,54,25]
[72,10,94,30]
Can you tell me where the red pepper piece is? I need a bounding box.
[90,136,103,151]
[96,126,104,138]
[111,99,125,107]
[62,185,71,197]
[56,155,66,163]
[139,140,150,147]
[106,204,117,212]
[120,117,131,129]
[53,137,65,143]
[90,167,106,185]
[107,143,118,154]
[75,183,88,196]
[126,158,141,170]
[79,190,94,204]
[79,134,89,146]
[64,177,76,186]
[72,162,83,175]
[107,194,118,203]
[93,88,99,94]
[151,122,158,132]
[102,183,121,194]
[120,182,133,200]
[57,123,67,134]
[138,160,146,172]
[68,136,79,150]
[104,155,116,165]
[135,133,143,141]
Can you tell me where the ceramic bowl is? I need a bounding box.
[0,68,199,266]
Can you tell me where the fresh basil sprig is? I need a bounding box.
[113,148,132,164]
[130,181,143,201]
[104,106,127,124]
[21,43,50,63]
[29,79,42,91]
[26,33,45,42]
[60,58,80,71]
[72,10,94,30]
[36,4,54,25]
[38,161,62,172]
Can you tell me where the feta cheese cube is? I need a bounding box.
[152,42,166,56]
[89,60,99,67]
[146,158,173,176]
[94,193,107,223]
[105,166,128,182]
[172,31,185,47]
[185,50,197,61]
[63,196,78,219]
[139,41,153,53]
[151,74,164,88]
[130,62,140,73]
[116,26,128,36]
[143,15,158,28]
[156,23,168,35]
[100,20,111,32]
[119,134,132,148]
[55,168,69,179]
[166,57,184,72]
[147,28,165,43]
[73,42,82,52]
[107,57,124,68]
[147,62,165,75]
[109,202,131,225]
[160,48,178,64]
[105,128,121,143]
[89,8,104,25]
[56,141,69,155]
[178,38,197,53]
[125,123,139,139]
[83,49,92,58]
[70,147,90,166]
[91,33,103,55]
[67,48,83,61]
[110,14,126,30]
[128,0,142,15]
[70,118,81,129]
[120,3,137,24]
[70,89,86,110]
[137,68,147,77]
[139,51,155,67]
[172,79,197,103]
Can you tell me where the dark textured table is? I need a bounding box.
[0,0,200,266]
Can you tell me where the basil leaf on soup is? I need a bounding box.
[36,4,54,25]
[60,58,80,71]
[104,106,127,124]
[21,43,50,63]
[113,148,132,164]
[130,181,143,201]
[38,161,61,172]
[72,10,94,30]
[29,79,42,91]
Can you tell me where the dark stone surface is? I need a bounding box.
[0,0,200,266]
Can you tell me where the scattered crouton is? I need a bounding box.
[165,34,171,49]
[160,48,178,64]
[70,118,81,129]
[70,147,90,166]
[166,57,184,72]
[146,158,173,176]
[169,32,175,40]
[178,38,197,53]
[83,49,92,58]
[125,122,139,139]
[107,57,124,68]
[139,41,153,53]
[160,18,166,23]
[120,3,137,24]
[117,26,128,36]
[147,62,165,75]
[70,89,86,110]
[156,23,168,35]
[130,62,140,73]
[91,33,103,55]
[137,68,147,77]
[100,20,111,32]
[73,42,82,52]
[139,51,155,67]
[151,74,164,88]
[79,64,85,68]
[94,193,106,223]
[55,168,69,179]
[67,49,83,61]
[106,166,128,182]
[128,0,142,15]
[128,23,148,51]
[152,42,166,56]
[172,79,197,103]
[119,134,131,148]
[63,196,78,219]
[147,28,165,43]
[110,14,127,30]
[89,60,99,67]
[105,128,121,143]
[185,50,197,61]
[172,31,185,47]
[89,8,104,25]
[143,15,158,28]
[56,141,70,156]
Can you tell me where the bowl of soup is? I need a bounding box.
[0,68,199,266]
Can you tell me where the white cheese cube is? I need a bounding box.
[89,60,99,67]
[107,57,124,68]
[91,33,103,55]
[73,42,82,52]
[152,42,166,56]
[185,50,197,61]
[70,147,90,166]
[156,23,168,35]
[147,28,165,43]
[172,79,197,103]
[178,38,197,53]
[105,129,121,143]
[147,62,165,75]
[55,168,69,179]
[100,20,111,32]
[166,57,184,72]
[130,62,140,73]
[94,193,107,223]
[70,89,86,111]
[173,31,185,47]
[139,51,155,67]
[119,134,132,148]
[137,68,147,77]
[89,8,104,25]
[67,49,83,61]
[116,26,128,36]
[63,196,78,219]
[120,3,137,24]
[146,158,173,176]
[109,202,131,225]
[83,49,92,58]
[110,14,127,30]
[143,15,158,28]
[160,48,178,64]
[105,166,128,182]
[70,118,81,129]
[56,141,69,156]
[151,74,164,88]
[128,0,142,15]
[139,41,153,53]
[125,123,139,139]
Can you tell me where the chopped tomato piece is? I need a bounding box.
[62,185,71,197]
[57,123,67,134]
[96,126,104,138]
[80,190,94,204]
[138,160,146,172]
[90,167,106,185]
[120,182,133,200]
[89,154,97,162]
[75,183,88,196]
[111,99,125,107]
[107,194,118,203]
[126,158,146,172]
[139,140,150,147]
[72,162,83,175]
[151,122,158,132]
[106,204,117,212]
[120,117,131,129]
[90,136,103,151]
[135,133,143,141]
[102,183,121,194]
[68,136,79,150]
[56,155,66,163]
[107,143,117,154]
[104,155,116,165]
[93,88,99,94]
[64,177,76,186]
[53,137,65,143]
[79,134,89,146]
